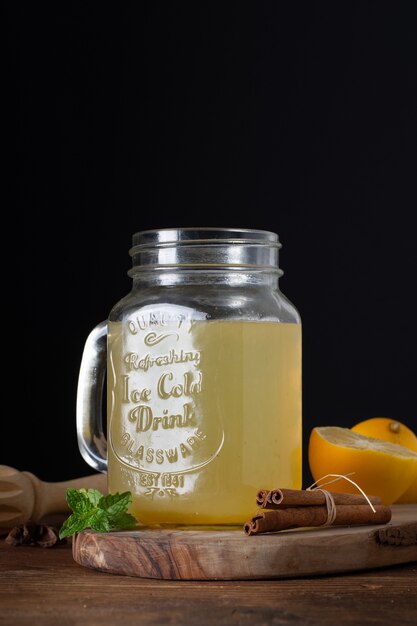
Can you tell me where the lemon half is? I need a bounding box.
[351,417,417,503]
[308,426,417,505]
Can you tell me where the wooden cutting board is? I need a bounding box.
[72,504,417,580]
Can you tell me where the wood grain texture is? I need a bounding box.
[1,527,416,626]
[72,504,417,580]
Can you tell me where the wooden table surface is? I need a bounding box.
[0,536,416,626]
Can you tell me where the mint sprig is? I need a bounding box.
[59,488,136,539]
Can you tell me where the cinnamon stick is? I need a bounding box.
[256,488,381,508]
[256,489,270,507]
[244,504,391,536]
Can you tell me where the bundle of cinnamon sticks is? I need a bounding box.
[244,488,391,536]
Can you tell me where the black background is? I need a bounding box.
[6,2,417,487]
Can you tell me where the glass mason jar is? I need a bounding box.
[77,228,302,526]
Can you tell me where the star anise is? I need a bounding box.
[5,522,66,548]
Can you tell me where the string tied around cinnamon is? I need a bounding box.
[306,472,376,526]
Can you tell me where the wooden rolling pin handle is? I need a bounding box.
[23,472,108,520]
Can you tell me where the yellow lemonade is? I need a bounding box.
[107,318,301,525]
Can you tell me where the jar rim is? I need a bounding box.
[131,227,279,249]
[129,228,282,272]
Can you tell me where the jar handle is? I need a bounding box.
[76,321,108,473]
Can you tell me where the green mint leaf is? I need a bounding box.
[81,488,103,507]
[88,509,111,533]
[66,489,94,514]
[110,512,137,531]
[59,513,85,539]
[98,491,132,518]
[60,488,135,538]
